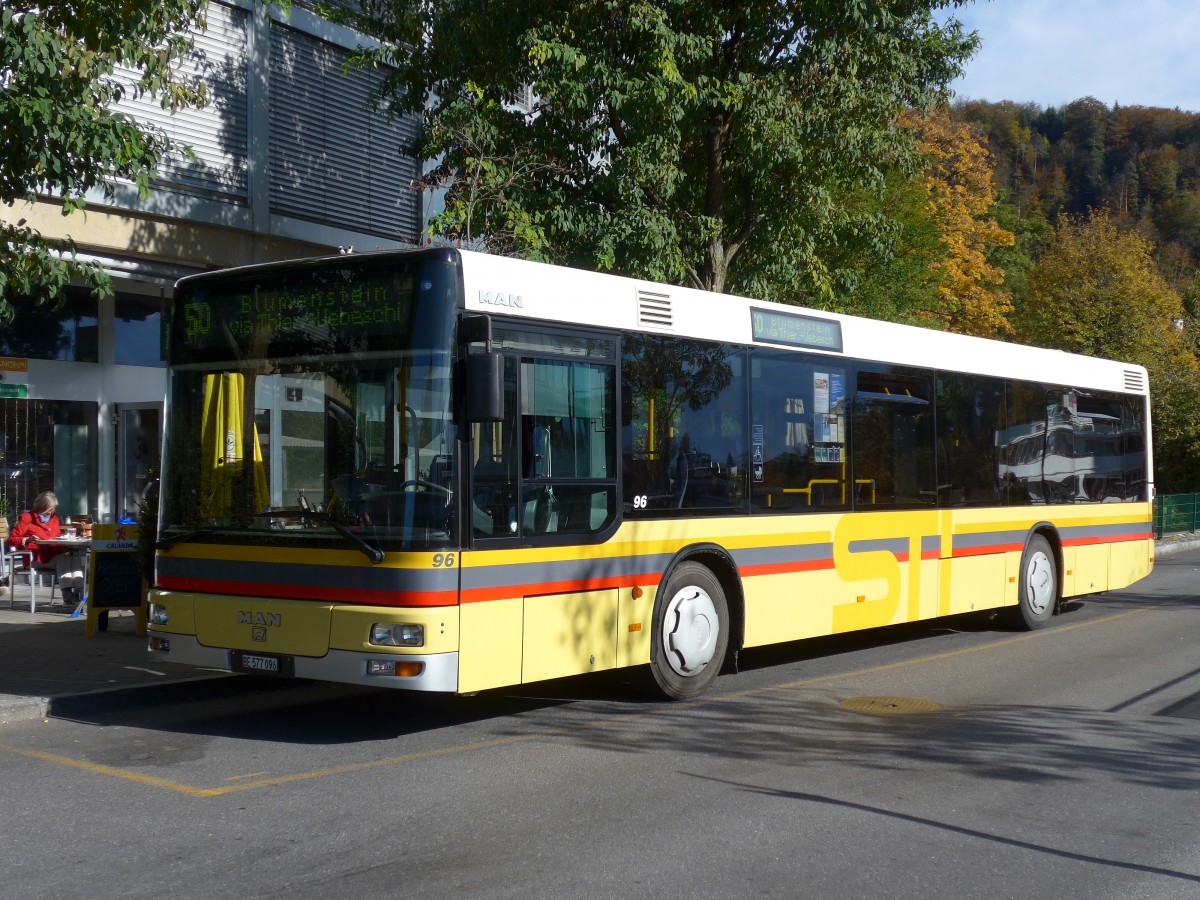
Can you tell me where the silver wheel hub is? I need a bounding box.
[662,585,719,677]
[1026,551,1054,615]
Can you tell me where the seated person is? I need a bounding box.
[7,491,87,606]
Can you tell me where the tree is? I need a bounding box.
[829,167,946,324]
[331,1,977,302]
[1019,211,1200,492]
[904,106,1015,337]
[0,1,207,319]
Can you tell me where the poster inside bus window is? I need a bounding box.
[813,370,845,462]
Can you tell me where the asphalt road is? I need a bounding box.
[2,551,1199,899]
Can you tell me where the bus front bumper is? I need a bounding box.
[147,634,459,693]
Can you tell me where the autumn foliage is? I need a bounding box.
[903,108,1015,337]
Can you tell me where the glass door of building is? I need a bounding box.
[117,404,162,522]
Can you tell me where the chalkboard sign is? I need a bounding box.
[90,552,143,609]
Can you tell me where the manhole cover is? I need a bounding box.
[839,696,943,715]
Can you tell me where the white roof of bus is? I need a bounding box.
[458,250,1148,396]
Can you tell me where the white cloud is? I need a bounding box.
[945,0,1200,111]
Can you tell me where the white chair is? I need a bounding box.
[2,543,38,611]
[9,554,59,613]
[1,542,27,610]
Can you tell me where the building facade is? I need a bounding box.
[0,1,428,525]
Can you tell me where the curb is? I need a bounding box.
[1154,537,1200,557]
[0,695,53,725]
[0,673,237,725]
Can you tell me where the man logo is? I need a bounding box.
[252,626,267,642]
[478,290,524,308]
[238,611,281,627]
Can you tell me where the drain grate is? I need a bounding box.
[839,696,943,715]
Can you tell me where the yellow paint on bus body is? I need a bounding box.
[150,502,1153,695]
[458,597,522,694]
[522,589,619,684]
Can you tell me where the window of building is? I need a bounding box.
[268,23,421,241]
[115,294,167,367]
[0,399,98,523]
[0,289,98,363]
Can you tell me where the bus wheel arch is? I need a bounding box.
[1011,527,1061,630]
[642,546,742,700]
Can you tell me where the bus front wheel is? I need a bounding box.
[1012,534,1057,630]
[644,562,729,700]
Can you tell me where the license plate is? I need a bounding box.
[242,654,277,672]
[231,651,294,678]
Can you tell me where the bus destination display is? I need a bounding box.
[180,275,413,351]
[750,308,843,352]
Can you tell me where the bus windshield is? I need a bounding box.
[160,254,459,552]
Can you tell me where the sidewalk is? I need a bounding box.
[0,583,227,725]
[3,535,1199,725]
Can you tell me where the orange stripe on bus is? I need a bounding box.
[460,572,652,603]
[1062,533,1151,547]
[952,543,1024,558]
[738,559,834,578]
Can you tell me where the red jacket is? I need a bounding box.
[7,510,64,566]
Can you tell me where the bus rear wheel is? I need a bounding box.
[1012,534,1057,630]
[643,561,729,700]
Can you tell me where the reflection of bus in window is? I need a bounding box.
[148,249,1155,701]
[997,396,1141,505]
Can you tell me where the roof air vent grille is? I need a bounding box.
[637,290,673,329]
[1123,369,1146,392]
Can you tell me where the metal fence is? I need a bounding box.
[1154,493,1200,539]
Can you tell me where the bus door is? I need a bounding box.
[460,326,619,692]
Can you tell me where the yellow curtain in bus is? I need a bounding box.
[199,373,268,518]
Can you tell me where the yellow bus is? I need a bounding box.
[147,249,1154,699]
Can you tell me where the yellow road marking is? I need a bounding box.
[0,605,1152,798]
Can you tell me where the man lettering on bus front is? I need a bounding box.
[6,491,87,607]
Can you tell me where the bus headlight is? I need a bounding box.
[369,623,424,647]
[149,603,169,626]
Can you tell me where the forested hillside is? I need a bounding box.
[953,98,1200,288]
[939,99,1200,492]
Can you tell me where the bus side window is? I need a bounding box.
[936,373,1006,506]
[622,335,747,515]
[851,368,935,508]
[749,350,849,513]
[1000,381,1049,505]
[518,356,616,537]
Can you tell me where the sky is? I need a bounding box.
[943,0,1200,113]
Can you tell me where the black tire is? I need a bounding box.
[643,561,729,700]
[1011,534,1057,630]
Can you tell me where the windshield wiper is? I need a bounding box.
[251,510,385,564]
